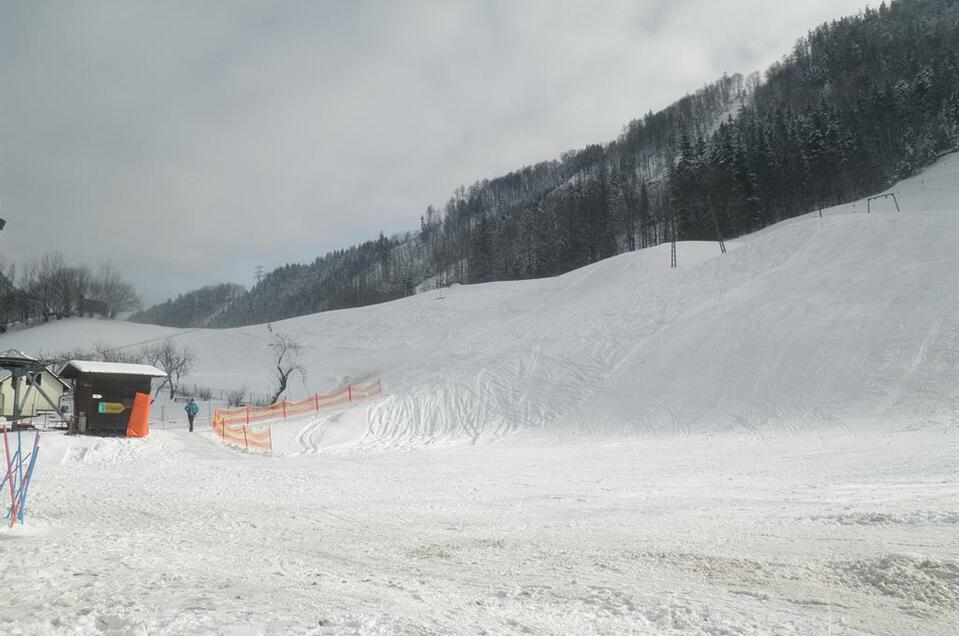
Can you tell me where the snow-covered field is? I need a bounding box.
[1,154,957,634]
[3,426,956,635]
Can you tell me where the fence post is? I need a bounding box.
[348,384,352,402]
[314,394,319,412]
[267,426,273,452]
[377,378,382,394]
[246,406,250,426]
[283,401,287,419]
[242,425,249,449]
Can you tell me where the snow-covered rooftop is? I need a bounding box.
[0,349,39,363]
[60,360,167,378]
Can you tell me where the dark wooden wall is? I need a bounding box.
[74,374,152,434]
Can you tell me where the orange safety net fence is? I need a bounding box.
[211,380,383,452]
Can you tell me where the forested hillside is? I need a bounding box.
[129,283,246,328]
[135,0,958,329]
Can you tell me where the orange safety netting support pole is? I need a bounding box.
[246,406,250,426]
[282,401,287,419]
[268,426,273,452]
[314,394,319,411]
[348,384,352,402]
[242,426,249,449]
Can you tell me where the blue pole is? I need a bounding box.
[10,449,30,508]
[16,432,39,524]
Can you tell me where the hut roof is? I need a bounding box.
[59,360,167,379]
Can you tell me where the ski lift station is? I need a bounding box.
[0,350,71,420]
[58,360,167,435]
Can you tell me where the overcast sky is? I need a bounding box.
[0,0,868,305]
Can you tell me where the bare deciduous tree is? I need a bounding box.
[141,339,195,398]
[0,253,141,327]
[92,262,141,318]
[268,333,304,404]
[226,386,247,408]
[0,254,16,331]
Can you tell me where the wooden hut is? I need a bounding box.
[58,361,166,435]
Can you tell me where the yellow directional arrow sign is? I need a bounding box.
[98,402,126,414]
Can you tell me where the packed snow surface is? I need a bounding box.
[4,430,957,635]
[1,153,957,634]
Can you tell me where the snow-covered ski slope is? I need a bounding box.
[4,153,958,445]
[1,156,957,636]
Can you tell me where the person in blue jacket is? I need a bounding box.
[185,398,199,432]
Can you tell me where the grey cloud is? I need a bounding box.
[0,0,867,304]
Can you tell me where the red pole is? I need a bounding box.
[246,406,250,426]
[2,428,17,524]
[348,384,352,402]
[242,426,249,449]
[283,401,287,419]
[314,394,319,412]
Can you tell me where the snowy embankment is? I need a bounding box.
[5,153,958,445]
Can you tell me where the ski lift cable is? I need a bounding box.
[34,328,205,368]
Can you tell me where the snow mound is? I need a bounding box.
[834,554,959,610]
[59,434,172,466]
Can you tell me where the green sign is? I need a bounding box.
[98,402,126,414]
[0,218,6,231]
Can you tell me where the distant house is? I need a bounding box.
[0,350,71,420]
[58,360,167,435]
[79,297,109,318]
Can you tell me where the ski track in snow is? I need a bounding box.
[0,153,957,634]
